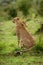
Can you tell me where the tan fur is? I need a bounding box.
[13,17,35,49]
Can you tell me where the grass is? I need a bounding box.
[0,54,43,65]
[0,20,43,65]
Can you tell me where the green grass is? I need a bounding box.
[0,54,43,65]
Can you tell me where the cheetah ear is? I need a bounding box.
[13,17,19,20]
[17,17,19,20]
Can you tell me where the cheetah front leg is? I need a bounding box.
[16,31,21,48]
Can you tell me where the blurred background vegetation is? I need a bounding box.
[0,0,43,20]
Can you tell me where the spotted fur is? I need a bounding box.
[13,17,35,49]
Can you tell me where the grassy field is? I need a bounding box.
[0,54,43,65]
[0,20,43,65]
